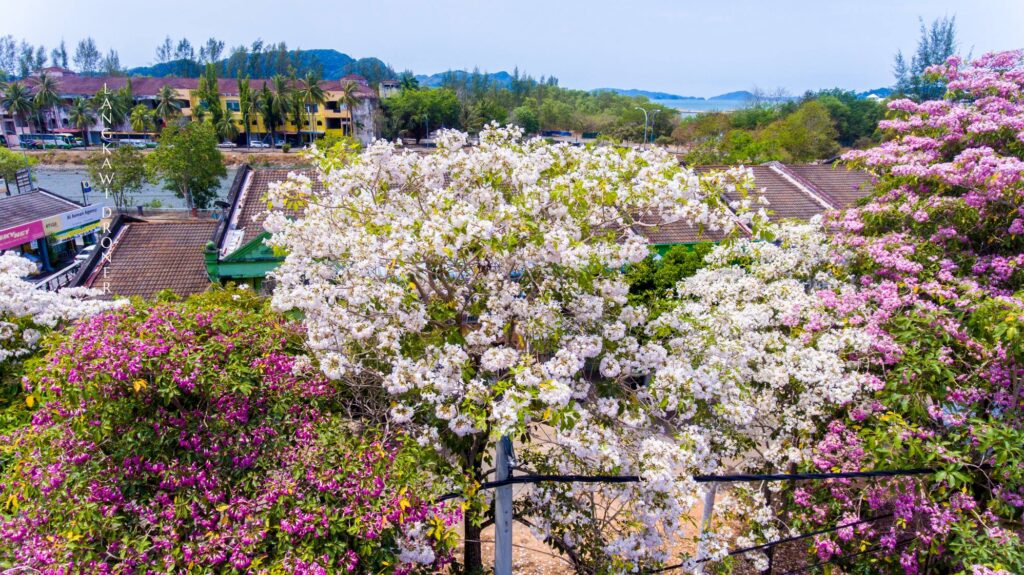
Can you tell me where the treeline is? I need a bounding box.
[381,69,679,142]
[0,36,398,86]
[148,38,396,84]
[672,90,885,165]
[0,36,123,78]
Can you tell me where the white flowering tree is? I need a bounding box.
[265,126,871,572]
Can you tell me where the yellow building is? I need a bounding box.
[1,70,379,147]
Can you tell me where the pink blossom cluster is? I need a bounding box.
[794,51,1024,574]
[0,293,459,574]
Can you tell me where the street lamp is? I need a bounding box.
[634,106,649,148]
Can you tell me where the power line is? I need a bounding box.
[436,467,934,501]
[647,513,895,573]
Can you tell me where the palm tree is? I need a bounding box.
[129,104,154,133]
[237,75,252,147]
[67,98,96,147]
[31,71,61,133]
[296,71,325,145]
[1,82,37,135]
[91,85,129,130]
[399,73,419,92]
[117,78,135,128]
[339,80,361,139]
[153,85,181,128]
[263,75,291,146]
[215,111,238,143]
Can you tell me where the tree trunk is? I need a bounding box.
[461,435,488,574]
[464,521,483,575]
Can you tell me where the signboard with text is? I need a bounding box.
[0,220,45,251]
[0,204,102,251]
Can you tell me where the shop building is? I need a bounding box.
[0,186,102,276]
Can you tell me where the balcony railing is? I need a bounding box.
[33,261,82,292]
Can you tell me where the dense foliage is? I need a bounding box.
[674,90,885,165]
[381,75,679,143]
[147,120,226,210]
[0,288,460,573]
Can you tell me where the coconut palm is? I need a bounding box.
[31,71,61,133]
[153,85,181,127]
[1,82,37,134]
[67,98,96,147]
[91,85,129,130]
[129,104,154,133]
[339,80,361,139]
[261,76,291,146]
[237,75,253,146]
[296,71,325,145]
[215,110,238,143]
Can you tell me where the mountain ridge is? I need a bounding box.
[125,48,893,101]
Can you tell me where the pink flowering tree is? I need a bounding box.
[0,288,460,573]
[786,50,1024,574]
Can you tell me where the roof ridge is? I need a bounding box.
[765,162,838,210]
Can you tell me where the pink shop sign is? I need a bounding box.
[0,220,45,251]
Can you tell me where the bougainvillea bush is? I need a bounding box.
[0,252,125,431]
[780,50,1024,574]
[0,288,460,574]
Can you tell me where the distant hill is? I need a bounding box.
[127,49,396,84]
[857,87,894,99]
[414,70,515,88]
[591,88,702,100]
[709,90,755,101]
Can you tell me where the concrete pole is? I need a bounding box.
[494,435,514,575]
[694,483,717,575]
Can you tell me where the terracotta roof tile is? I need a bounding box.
[783,164,874,208]
[86,220,216,299]
[633,214,739,244]
[224,169,314,255]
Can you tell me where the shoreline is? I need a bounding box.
[17,149,315,170]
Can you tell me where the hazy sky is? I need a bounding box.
[6,0,1022,97]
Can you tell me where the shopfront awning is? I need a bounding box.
[0,191,102,251]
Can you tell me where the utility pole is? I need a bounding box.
[494,436,514,575]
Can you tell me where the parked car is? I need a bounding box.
[216,141,237,149]
[248,140,270,148]
[74,244,97,262]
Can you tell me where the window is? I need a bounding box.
[325,101,339,112]
[326,118,342,130]
[225,100,240,112]
[304,104,318,113]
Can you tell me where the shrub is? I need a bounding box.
[0,288,459,573]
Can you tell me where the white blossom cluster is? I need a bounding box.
[264,125,874,570]
[0,252,127,367]
[645,222,876,469]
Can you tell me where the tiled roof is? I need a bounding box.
[633,214,739,244]
[85,219,216,299]
[783,164,874,208]
[0,190,81,230]
[9,74,377,99]
[225,169,314,255]
[694,163,873,222]
[733,165,829,221]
